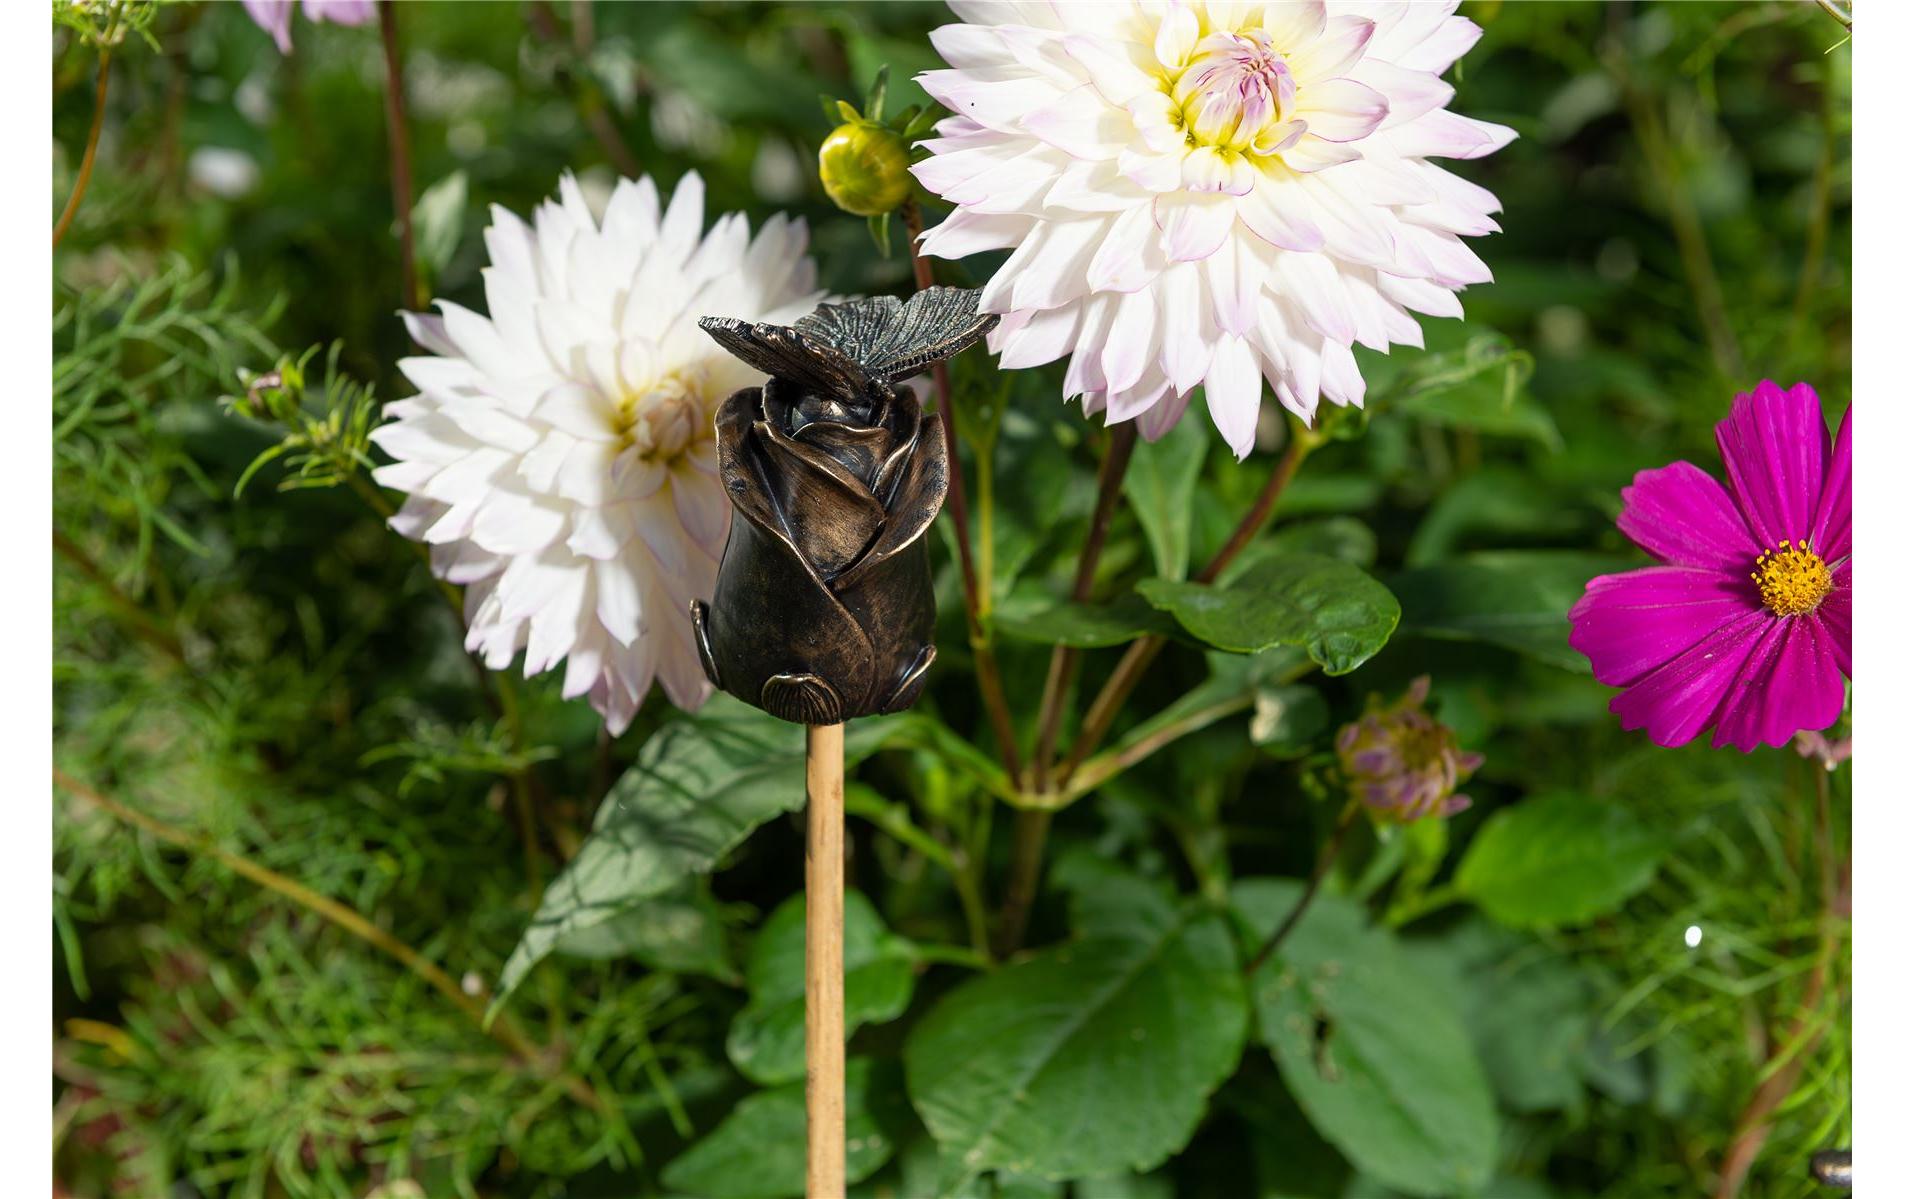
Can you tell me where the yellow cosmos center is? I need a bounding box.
[1751,539,1832,617]
[617,368,709,463]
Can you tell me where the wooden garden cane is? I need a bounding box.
[804,723,847,1198]
[688,288,995,1199]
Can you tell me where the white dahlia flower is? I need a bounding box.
[370,173,826,732]
[912,1,1515,457]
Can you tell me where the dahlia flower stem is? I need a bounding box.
[1712,756,1846,1199]
[54,770,607,1115]
[1813,0,1851,31]
[52,47,111,248]
[1030,422,1138,792]
[1245,799,1359,975]
[1060,428,1316,783]
[804,723,848,1199]
[378,1,422,313]
[901,199,1023,779]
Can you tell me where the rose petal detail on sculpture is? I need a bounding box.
[754,418,888,579]
[833,414,948,594]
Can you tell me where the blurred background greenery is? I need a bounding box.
[54,2,1849,1197]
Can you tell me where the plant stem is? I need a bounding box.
[1059,429,1315,783]
[901,199,1022,779]
[378,1,422,312]
[1609,26,1743,382]
[53,529,185,664]
[994,425,1140,955]
[993,809,1051,959]
[1064,692,1255,800]
[54,770,605,1113]
[53,48,111,247]
[1029,423,1138,791]
[1711,757,1846,1199]
[526,0,642,178]
[1813,0,1851,31]
[1246,800,1359,974]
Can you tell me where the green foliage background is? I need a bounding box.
[53,2,1850,1197]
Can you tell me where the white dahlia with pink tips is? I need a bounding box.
[371,173,826,732]
[912,0,1515,457]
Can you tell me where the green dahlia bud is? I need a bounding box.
[818,120,912,218]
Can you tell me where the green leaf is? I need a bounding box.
[1125,417,1209,580]
[1403,922,1595,1113]
[1234,880,1498,1197]
[555,882,735,984]
[412,170,468,281]
[493,696,909,1012]
[1453,792,1666,928]
[1387,551,1628,671]
[1139,553,1399,673]
[727,890,917,1085]
[659,1058,902,1199]
[993,590,1176,648]
[905,873,1246,1189]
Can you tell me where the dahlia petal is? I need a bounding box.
[1153,1,1199,69]
[401,311,458,357]
[1136,387,1193,440]
[1158,264,1216,393]
[1279,139,1365,172]
[1235,179,1325,252]
[1567,566,1761,688]
[1062,33,1156,106]
[1297,78,1390,143]
[1715,380,1830,550]
[1100,290,1159,394]
[1257,1,1328,49]
[919,71,1068,135]
[1617,461,1760,572]
[594,561,644,645]
[1810,405,1852,562]
[1319,340,1365,409]
[916,207,1035,260]
[1023,85,1131,161]
[929,23,1016,71]
[532,382,620,442]
[1154,193,1234,263]
[1395,14,1484,76]
[1606,609,1774,748]
[672,474,731,554]
[996,303,1082,369]
[1710,617,1846,752]
[1290,16,1375,80]
[1047,156,1143,213]
[1088,202,1169,293]
[1385,109,1517,160]
[1351,60,1453,127]
[1203,336,1263,459]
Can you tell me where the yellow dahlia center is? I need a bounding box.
[1171,30,1295,153]
[618,367,709,462]
[1752,539,1832,617]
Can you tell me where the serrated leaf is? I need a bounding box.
[493,696,908,1012]
[993,590,1176,648]
[905,873,1245,1190]
[727,890,917,1085]
[1139,553,1398,673]
[1234,880,1498,1197]
[1125,417,1208,580]
[659,1058,902,1199]
[1387,551,1630,671]
[1453,792,1665,928]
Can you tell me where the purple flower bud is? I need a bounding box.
[1336,676,1482,823]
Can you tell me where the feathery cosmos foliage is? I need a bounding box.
[372,174,826,731]
[912,1,1515,456]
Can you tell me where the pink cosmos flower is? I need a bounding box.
[1568,381,1850,752]
[243,0,376,55]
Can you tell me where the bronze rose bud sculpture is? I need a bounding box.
[691,287,997,725]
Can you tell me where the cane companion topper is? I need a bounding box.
[692,286,996,724]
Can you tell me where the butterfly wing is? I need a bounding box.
[796,287,998,384]
[698,316,871,399]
